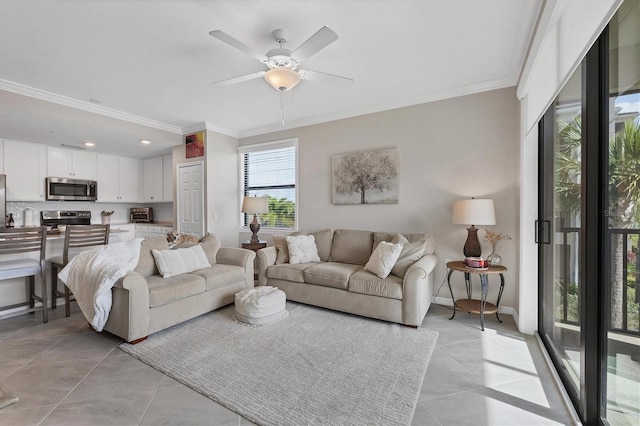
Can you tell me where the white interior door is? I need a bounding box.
[177,162,204,238]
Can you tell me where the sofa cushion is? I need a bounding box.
[272,235,290,264]
[134,236,170,277]
[329,229,374,265]
[348,270,403,300]
[199,233,221,265]
[267,263,314,283]
[405,234,435,255]
[373,232,408,251]
[190,264,246,291]
[303,262,362,290]
[286,235,321,264]
[151,245,211,278]
[146,274,206,308]
[364,241,403,279]
[390,240,428,278]
[292,229,333,261]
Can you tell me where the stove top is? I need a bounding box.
[41,210,92,227]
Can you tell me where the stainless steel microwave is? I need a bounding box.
[46,177,97,201]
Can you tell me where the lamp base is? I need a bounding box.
[249,214,261,243]
[463,225,482,258]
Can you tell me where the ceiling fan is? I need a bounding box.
[209,26,353,92]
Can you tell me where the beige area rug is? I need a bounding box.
[119,302,438,426]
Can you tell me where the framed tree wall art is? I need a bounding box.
[332,147,398,205]
[185,131,205,158]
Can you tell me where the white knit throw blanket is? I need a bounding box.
[58,238,143,331]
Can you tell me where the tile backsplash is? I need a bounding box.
[6,201,174,226]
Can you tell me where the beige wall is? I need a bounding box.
[240,87,520,312]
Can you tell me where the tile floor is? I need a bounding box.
[0,303,576,425]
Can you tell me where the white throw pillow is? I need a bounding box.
[151,244,211,278]
[364,241,403,279]
[286,235,321,265]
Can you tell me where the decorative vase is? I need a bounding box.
[487,245,502,266]
[101,216,110,225]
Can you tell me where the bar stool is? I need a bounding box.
[0,226,48,323]
[50,224,110,317]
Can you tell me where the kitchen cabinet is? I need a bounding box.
[47,146,97,180]
[163,154,172,202]
[142,156,163,202]
[96,153,140,202]
[0,140,4,174]
[135,224,173,239]
[3,139,47,201]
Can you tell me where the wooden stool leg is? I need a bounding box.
[64,286,71,317]
[51,265,58,310]
[40,271,48,323]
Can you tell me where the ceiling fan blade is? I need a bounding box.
[291,26,338,62]
[212,71,265,87]
[299,69,354,87]
[209,30,267,62]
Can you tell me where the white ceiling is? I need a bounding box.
[0,0,541,158]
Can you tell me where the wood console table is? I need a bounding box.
[242,240,266,281]
[446,260,507,331]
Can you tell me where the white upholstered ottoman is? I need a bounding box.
[234,286,287,326]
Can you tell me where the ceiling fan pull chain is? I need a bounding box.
[280,90,285,126]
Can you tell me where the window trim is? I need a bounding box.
[238,138,298,232]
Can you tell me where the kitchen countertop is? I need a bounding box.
[130,221,173,227]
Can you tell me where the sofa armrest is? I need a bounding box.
[401,254,438,326]
[256,246,277,286]
[104,271,150,342]
[216,247,256,289]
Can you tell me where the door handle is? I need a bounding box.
[535,220,551,244]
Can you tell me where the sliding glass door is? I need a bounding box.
[539,1,640,423]
[605,3,640,423]
[538,67,584,400]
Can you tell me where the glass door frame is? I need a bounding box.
[537,30,610,425]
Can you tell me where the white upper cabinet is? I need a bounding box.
[4,139,47,201]
[0,140,4,174]
[163,154,172,202]
[96,153,140,202]
[47,146,97,180]
[142,156,163,202]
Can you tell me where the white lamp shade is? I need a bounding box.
[241,196,269,214]
[451,199,496,225]
[264,68,301,91]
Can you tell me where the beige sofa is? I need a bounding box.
[103,234,255,343]
[257,229,436,327]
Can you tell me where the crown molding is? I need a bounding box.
[0,79,183,134]
[238,78,515,139]
[182,121,238,139]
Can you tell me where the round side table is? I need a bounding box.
[446,260,507,331]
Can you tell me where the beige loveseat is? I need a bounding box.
[103,234,255,343]
[257,229,436,327]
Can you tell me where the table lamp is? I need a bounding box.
[452,198,496,258]
[241,196,269,243]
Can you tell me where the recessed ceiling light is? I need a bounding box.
[84,141,95,147]
[140,139,151,145]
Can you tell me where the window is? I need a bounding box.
[239,139,297,230]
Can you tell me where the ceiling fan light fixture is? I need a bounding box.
[264,68,301,91]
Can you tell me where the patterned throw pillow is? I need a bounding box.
[364,241,403,279]
[286,235,321,265]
